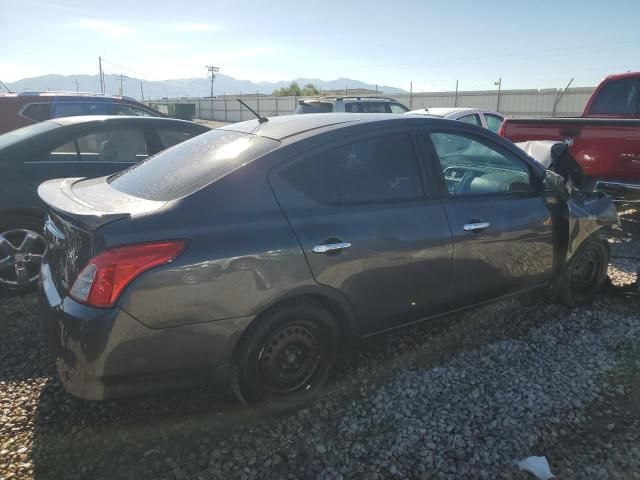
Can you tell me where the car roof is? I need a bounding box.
[0,91,137,101]
[220,113,445,140]
[299,96,399,103]
[46,115,206,128]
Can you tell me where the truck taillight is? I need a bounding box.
[498,121,507,137]
[70,240,187,308]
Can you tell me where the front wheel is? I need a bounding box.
[233,299,339,413]
[559,236,610,307]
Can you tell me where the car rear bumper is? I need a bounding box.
[39,262,253,400]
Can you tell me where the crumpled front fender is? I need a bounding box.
[566,191,619,260]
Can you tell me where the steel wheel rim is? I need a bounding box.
[570,247,602,296]
[0,229,46,287]
[257,322,324,395]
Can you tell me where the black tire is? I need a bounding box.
[232,298,340,413]
[0,213,46,293]
[559,235,610,307]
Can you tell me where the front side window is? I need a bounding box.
[484,113,504,132]
[429,132,532,196]
[157,128,201,148]
[279,132,424,205]
[588,77,640,114]
[64,129,149,162]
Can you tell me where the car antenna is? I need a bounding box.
[237,98,268,123]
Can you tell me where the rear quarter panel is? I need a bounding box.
[111,159,319,329]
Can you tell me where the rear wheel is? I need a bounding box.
[233,298,339,413]
[559,235,610,307]
[0,214,46,292]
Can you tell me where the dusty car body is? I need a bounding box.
[38,114,618,410]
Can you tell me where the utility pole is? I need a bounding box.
[494,77,502,112]
[409,82,413,110]
[206,65,219,97]
[98,56,105,94]
[206,66,219,121]
[140,81,144,101]
[118,74,126,96]
[73,79,80,92]
[454,80,459,107]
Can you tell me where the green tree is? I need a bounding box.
[273,81,319,96]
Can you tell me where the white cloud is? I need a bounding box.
[75,18,134,39]
[173,23,220,32]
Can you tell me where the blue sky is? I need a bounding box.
[2,0,640,91]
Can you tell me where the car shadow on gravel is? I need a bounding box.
[27,297,573,480]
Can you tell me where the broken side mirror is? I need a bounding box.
[543,170,570,200]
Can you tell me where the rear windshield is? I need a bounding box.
[0,121,58,150]
[108,129,280,201]
[295,102,333,114]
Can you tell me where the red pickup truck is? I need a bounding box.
[500,72,640,201]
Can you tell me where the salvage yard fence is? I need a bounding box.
[146,86,596,122]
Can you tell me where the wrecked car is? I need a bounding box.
[38,114,618,412]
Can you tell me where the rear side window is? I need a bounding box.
[113,104,156,116]
[279,132,424,205]
[390,103,409,114]
[361,102,389,113]
[21,103,50,122]
[458,114,481,126]
[484,113,504,132]
[589,77,640,114]
[51,101,110,118]
[48,129,149,163]
[295,102,333,113]
[109,129,279,201]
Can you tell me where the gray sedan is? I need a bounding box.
[38,114,617,412]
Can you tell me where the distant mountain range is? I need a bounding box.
[5,74,406,99]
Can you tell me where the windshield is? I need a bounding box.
[0,121,58,150]
[108,129,279,201]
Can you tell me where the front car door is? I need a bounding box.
[420,127,556,307]
[269,128,453,335]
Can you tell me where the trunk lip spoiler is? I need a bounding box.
[38,177,165,230]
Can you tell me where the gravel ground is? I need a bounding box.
[1,209,639,480]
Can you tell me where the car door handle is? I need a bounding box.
[312,242,351,253]
[463,222,490,232]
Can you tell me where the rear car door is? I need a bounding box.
[269,129,453,335]
[421,128,555,306]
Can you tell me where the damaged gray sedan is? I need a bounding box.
[38,114,618,412]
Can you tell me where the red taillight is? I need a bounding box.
[498,121,507,137]
[70,240,186,308]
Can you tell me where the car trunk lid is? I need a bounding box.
[38,176,166,295]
